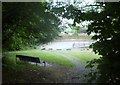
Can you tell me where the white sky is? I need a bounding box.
[60,18,91,28]
[56,0,95,28]
[51,0,96,7]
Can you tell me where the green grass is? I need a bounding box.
[3,49,99,67]
[2,49,100,83]
[2,49,76,83]
[3,49,75,68]
[51,49,100,63]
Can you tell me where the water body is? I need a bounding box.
[39,40,94,50]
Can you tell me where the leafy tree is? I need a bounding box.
[52,2,120,84]
[2,2,61,51]
[85,2,120,84]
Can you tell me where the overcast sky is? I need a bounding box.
[54,0,95,29]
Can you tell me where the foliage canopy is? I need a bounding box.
[2,2,61,51]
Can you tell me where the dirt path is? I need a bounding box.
[53,52,84,68]
[52,52,90,83]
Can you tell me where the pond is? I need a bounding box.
[39,40,94,50]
